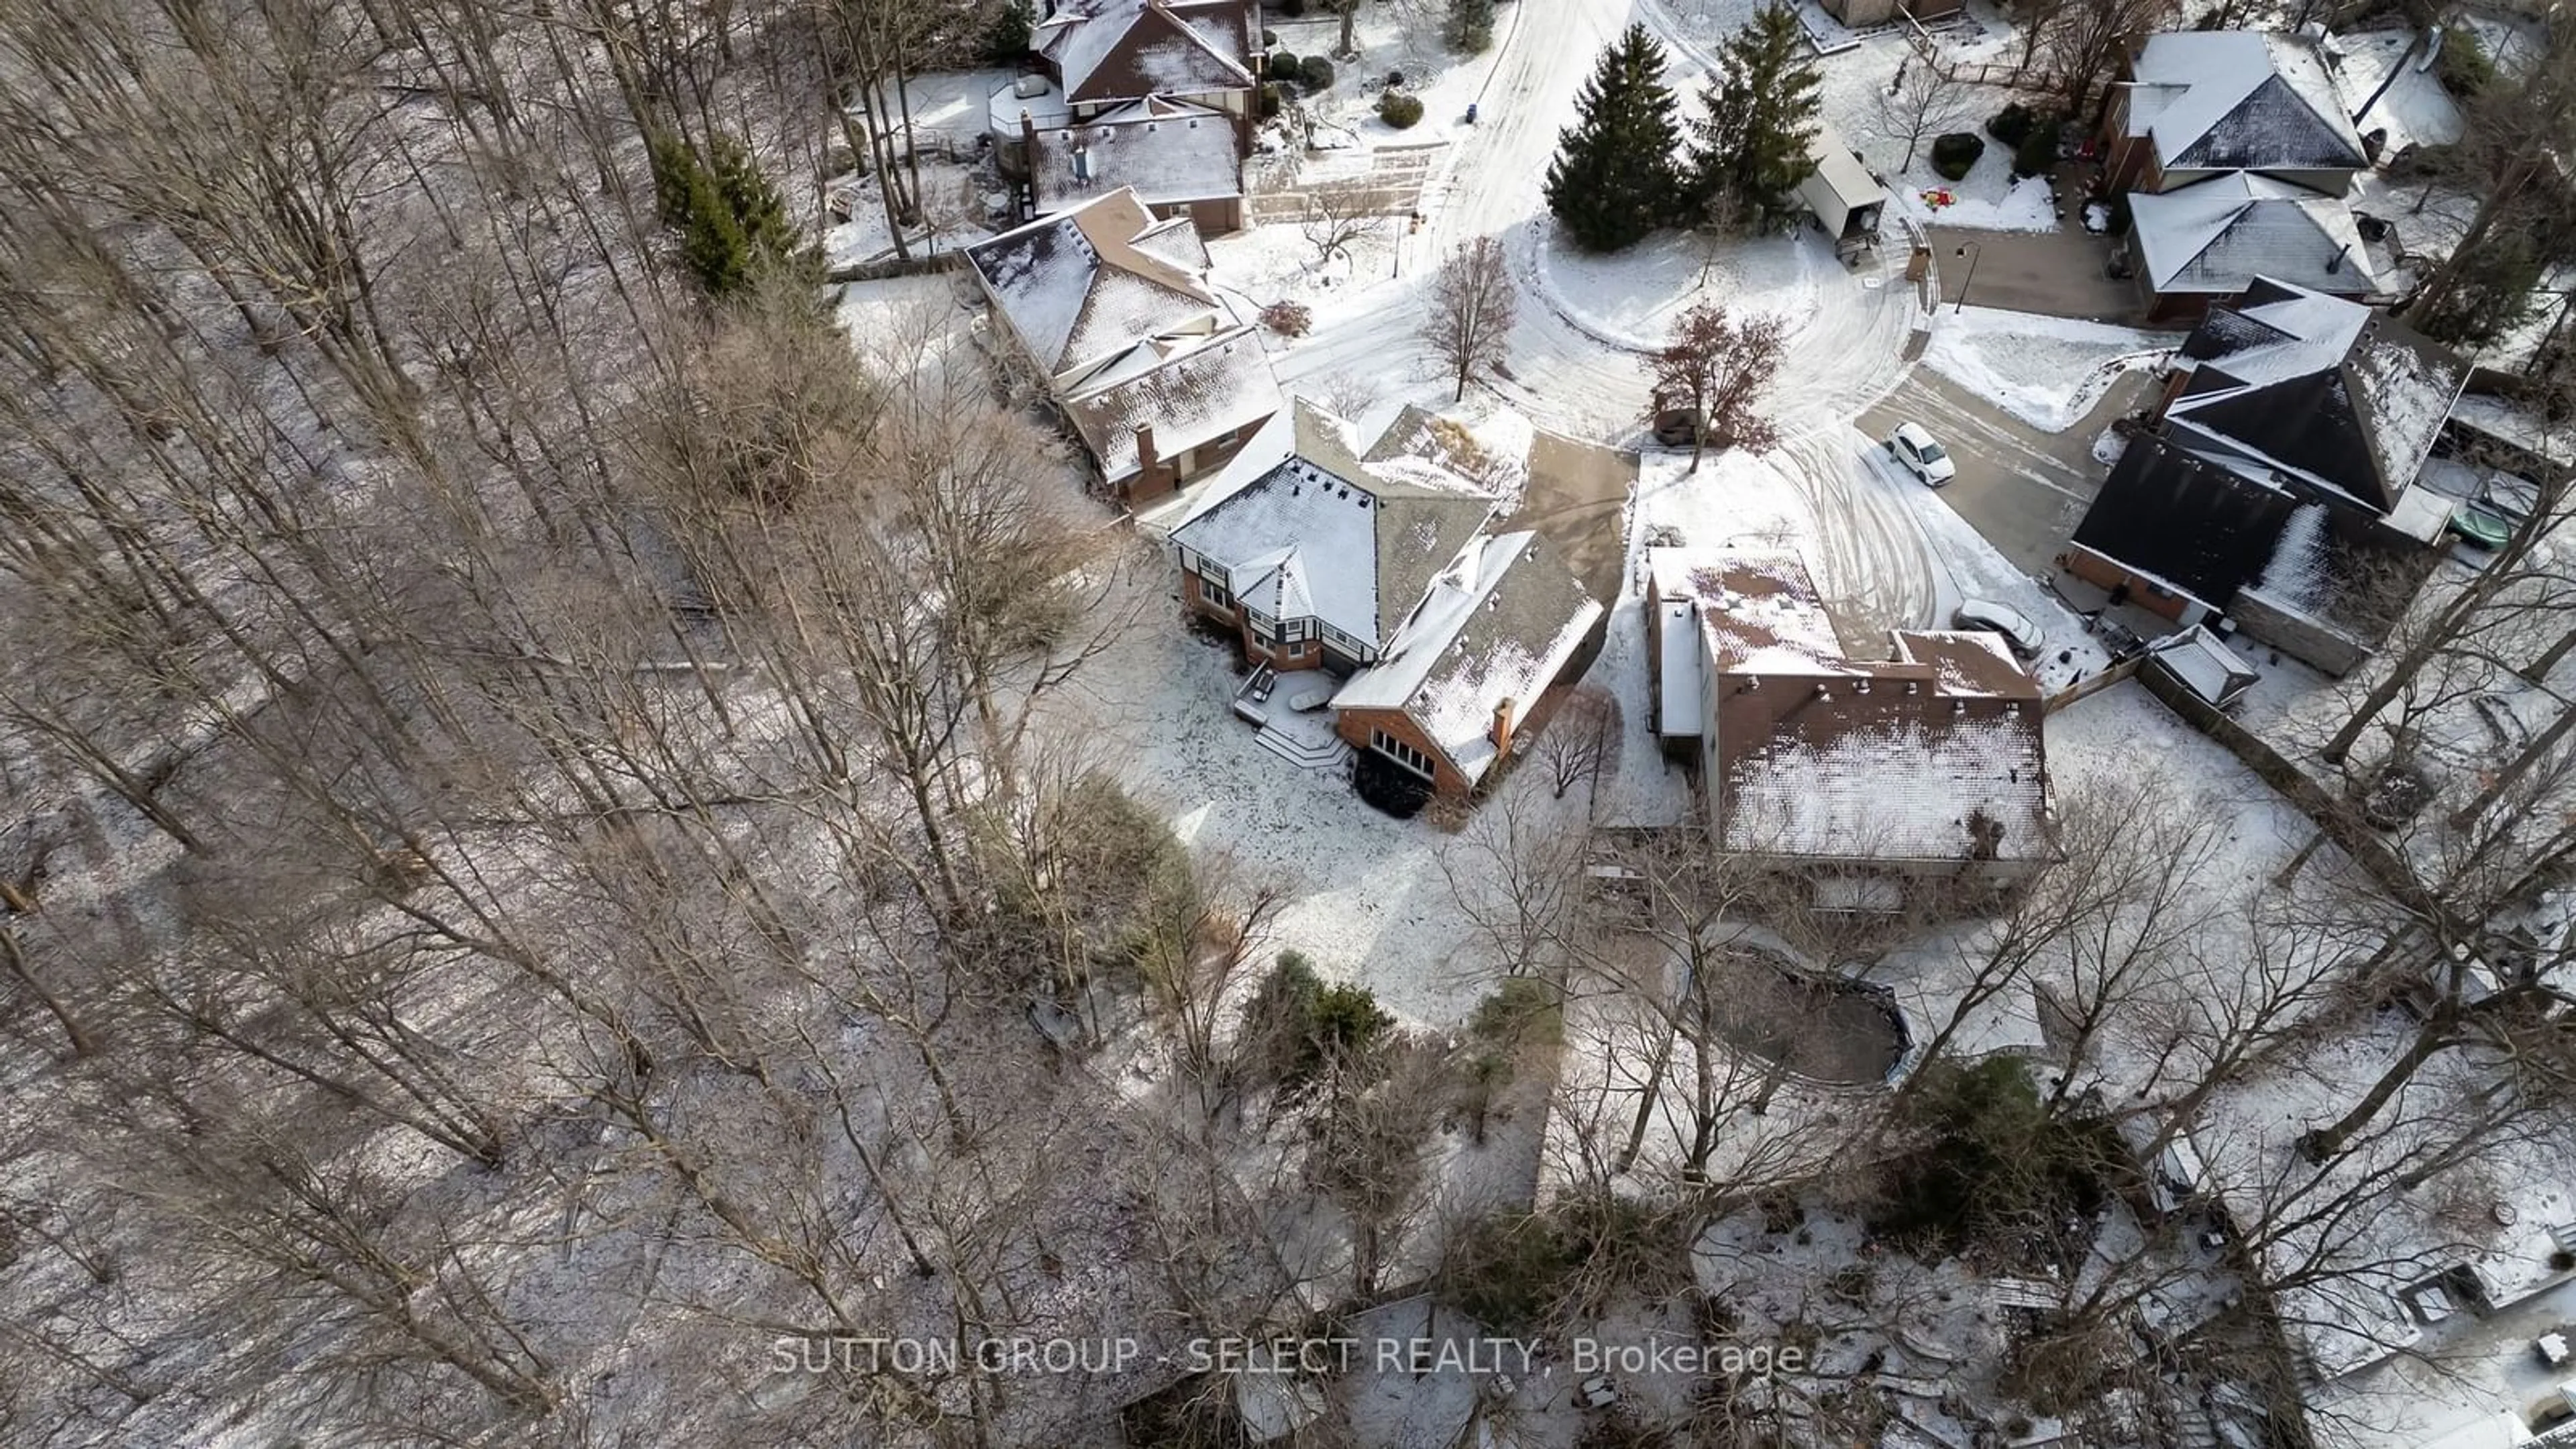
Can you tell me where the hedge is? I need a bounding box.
[1378,91,1425,128]
[1930,132,1985,182]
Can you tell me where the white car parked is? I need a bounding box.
[1885,423,1957,487]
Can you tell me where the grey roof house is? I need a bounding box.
[2067,278,2468,674]
[1166,400,1603,802]
[965,187,1279,503]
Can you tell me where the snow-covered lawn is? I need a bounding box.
[1046,602,1589,1029]
[1538,227,1824,351]
[1921,305,2178,432]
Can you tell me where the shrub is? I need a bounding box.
[2010,119,2062,180]
[1377,90,1426,128]
[1986,102,2039,148]
[1260,299,1312,335]
[1299,55,1336,89]
[1242,953,1394,1092]
[1277,0,1305,13]
[1469,977,1562,1047]
[1269,49,1298,83]
[2438,32,2497,98]
[1440,1195,1667,1334]
[1257,81,1283,119]
[1929,131,1985,182]
[1260,27,1277,46]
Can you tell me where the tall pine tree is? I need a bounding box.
[1544,25,1683,252]
[1689,3,1823,229]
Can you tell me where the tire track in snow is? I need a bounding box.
[1764,429,1941,639]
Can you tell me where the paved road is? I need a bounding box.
[1860,364,2152,582]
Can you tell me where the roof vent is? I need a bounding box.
[1953,700,1966,714]
[1856,680,1871,694]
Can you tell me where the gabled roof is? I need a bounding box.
[1061,327,1279,482]
[1038,0,1254,106]
[1029,98,1243,214]
[1167,399,1495,650]
[2125,32,2365,174]
[2166,278,2467,513]
[964,187,1220,379]
[2128,172,2377,299]
[1332,531,1603,786]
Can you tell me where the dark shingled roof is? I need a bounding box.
[2073,433,2300,607]
[2168,74,2367,172]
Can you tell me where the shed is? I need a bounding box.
[2145,625,2259,711]
[1796,125,1886,257]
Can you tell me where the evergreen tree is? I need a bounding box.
[1689,3,1823,228]
[1542,25,1684,252]
[645,129,813,299]
[1446,0,1495,52]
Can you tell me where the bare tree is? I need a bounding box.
[1875,62,1971,172]
[1534,684,1619,802]
[1421,236,1519,402]
[2039,0,2179,115]
[1646,301,1788,471]
[1300,179,1389,266]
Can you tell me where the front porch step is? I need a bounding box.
[1254,724,1353,775]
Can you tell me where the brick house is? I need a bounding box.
[2101,32,2366,199]
[1648,549,2055,894]
[965,188,1278,503]
[2066,278,2467,674]
[993,0,1256,236]
[2125,172,2381,324]
[1166,400,1603,801]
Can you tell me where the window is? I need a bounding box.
[1283,617,1312,643]
[1371,728,1435,780]
[1198,578,1234,611]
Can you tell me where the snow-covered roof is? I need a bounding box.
[1029,97,1243,214]
[2166,278,2467,514]
[1656,551,2053,865]
[1167,399,1495,649]
[1061,327,1279,481]
[1894,630,2030,698]
[1801,122,1883,212]
[964,187,1221,380]
[1657,600,1703,737]
[1038,0,1254,105]
[1723,712,2051,863]
[2146,624,2257,705]
[1646,548,1850,674]
[1332,531,1603,786]
[2129,173,2377,299]
[2123,32,2365,174]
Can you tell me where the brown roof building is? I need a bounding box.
[1646,550,2055,890]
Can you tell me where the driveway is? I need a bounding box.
[1500,429,1634,608]
[1860,364,2155,582]
[1927,224,2141,324]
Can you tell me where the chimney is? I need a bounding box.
[1020,108,1037,160]
[1071,144,1091,183]
[1490,698,1516,758]
[1134,422,1158,478]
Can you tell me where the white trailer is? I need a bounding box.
[1796,125,1886,259]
